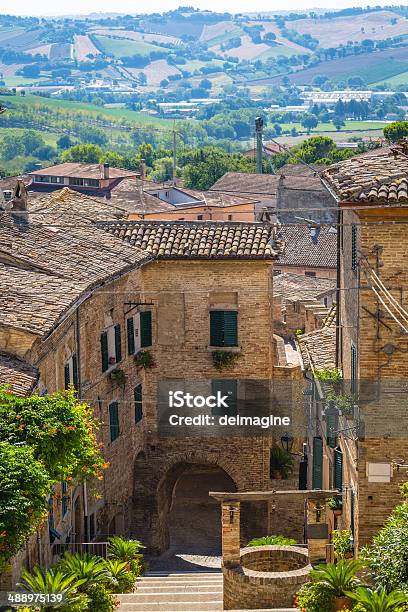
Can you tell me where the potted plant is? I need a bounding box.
[247,534,297,547]
[269,446,294,480]
[309,559,363,611]
[327,496,343,517]
[332,529,354,560]
[110,368,126,386]
[212,350,240,372]
[108,356,116,366]
[135,350,155,369]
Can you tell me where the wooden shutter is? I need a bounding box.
[312,436,323,489]
[64,363,70,390]
[72,353,78,390]
[140,311,152,347]
[351,343,358,395]
[127,317,135,355]
[326,410,337,449]
[210,310,224,346]
[109,401,120,442]
[351,224,358,271]
[224,311,238,346]
[100,332,109,372]
[114,324,122,363]
[134,384,143,423]
[211,379,237,416]
[334,446,343,491]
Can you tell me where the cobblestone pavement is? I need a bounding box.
[146,546,222,573]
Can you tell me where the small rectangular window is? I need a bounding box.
[305,271,316,277]
[64,353,78,389]
[61,482,68,517]
[210,310,238,347]
[109,401,120,442]
[101,325,122,372]
[134,384,143,423]
[211,379,237,416]
[197,214,203,220]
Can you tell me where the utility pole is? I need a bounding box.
[255,116,263,174]
[172,125,177,186]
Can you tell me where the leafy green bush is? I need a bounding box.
[0,389,104,568]
[362,487,408,592]
[247,535,297,547]
[314,367,342,382]
[346,586,408,612]
[18,566,87,611]
[295,581,334,612]
[331,529,354,559]
[108,535,145,576]
[57,552,107,589]
[86,583,117,612]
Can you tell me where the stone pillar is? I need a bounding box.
[222,502,240,567]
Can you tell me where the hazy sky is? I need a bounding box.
[5,0,404,17]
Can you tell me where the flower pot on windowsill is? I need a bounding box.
[110,368,126,386]
[333,596,352,611]
[333,508,343,517]
[109,357,116,366]
[134,349,155,369]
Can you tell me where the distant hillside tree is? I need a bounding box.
[61,144,103,163]
[180,146,256,190]
[384,121,408,143]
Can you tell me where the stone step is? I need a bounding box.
[137,584,223,592]
[117,600,223,611]
[144,572,222,579]
[120,591,222,603]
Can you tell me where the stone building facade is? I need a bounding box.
[0,187,306,583]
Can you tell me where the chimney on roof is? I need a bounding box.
[103,163,110,180]
[11,180,28,212]
[140,158,146,181]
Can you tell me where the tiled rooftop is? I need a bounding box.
[322,146,408,203]
[100,220,284,259]
[298,319,336,371]
[0,352,38,396]
[210,172,280,196]
[277,225,337,268]
[29,162,138,180]
[273,272,335,302]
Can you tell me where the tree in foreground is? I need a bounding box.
[0,388,105,570]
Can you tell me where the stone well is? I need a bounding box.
[223,545,312,610]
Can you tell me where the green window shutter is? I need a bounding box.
[210,311,224,346]
[211,379,237,416]
[326,409,337,449]
[109,401,120,442]
[351,343,358,395]
[114,324,122,363]
[334,446,343,491]
[140,311,152,347]
[101,332,109,372]
[127,317,135,355]
[224,311,238,346]
[64,363,70,390]
[134,384,143,423]
[72,353,78,390]
[312,436,323,489]
[351,223,358,271]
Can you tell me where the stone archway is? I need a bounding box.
[168,464,237,551]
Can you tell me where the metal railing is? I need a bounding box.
[53,542,108,559]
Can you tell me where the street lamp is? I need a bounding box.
[280,432,294,453]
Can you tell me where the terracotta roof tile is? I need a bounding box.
[0,352,38,396]
[298,319,336,371]
[322,146,408,203]
[273,272,335,302]
[277,225,337,268]
[100,220,283,259]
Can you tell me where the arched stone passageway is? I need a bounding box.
[168,464,237,551]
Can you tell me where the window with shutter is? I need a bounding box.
[61,481,68,516]
[325,406,337,449]
[101,332,109,372]
[351,224,358,272]
[72,353,78,390]
[134,384,143,423]
[109,401,120,442]
[351,343,358,395]
[114,324,122,363]
[334,446,343,491]
[64,363,70,390]
[210,310,238,347]
[312,436,323,489]
[127,317,135,355]
[140,311,152,347]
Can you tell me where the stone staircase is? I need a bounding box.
[116,571,297,612]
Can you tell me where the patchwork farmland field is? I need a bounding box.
[74,35,101,61]
[290,10,408,47]
[254,46,408,85]
[92,35,169,58]
[91,28,181,46]
[200,20,237,43]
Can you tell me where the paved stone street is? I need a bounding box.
[146,547,222,573]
